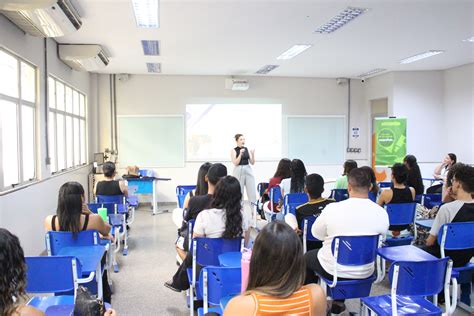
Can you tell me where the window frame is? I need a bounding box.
[0,47,37,191]
[48,75,88,174]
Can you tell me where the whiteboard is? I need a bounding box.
[287,116,345,164]
[118,115,185,167]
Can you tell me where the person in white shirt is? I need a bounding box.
[304,168,389,315]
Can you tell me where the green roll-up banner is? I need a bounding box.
[375,118,407,166]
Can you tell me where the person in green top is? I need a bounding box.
[334,160,358,189]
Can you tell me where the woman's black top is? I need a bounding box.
[96,180,123,196]
[234,146,250,165]
[52,214,89,231]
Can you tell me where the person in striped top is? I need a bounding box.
[224,222,326,316]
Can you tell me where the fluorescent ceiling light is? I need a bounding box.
[462,36,474,42]
[132,0,159,28]
[141,40,160,55]
[146,62,161,73]
[277,45,312,60]
[314,7,368,34]
[357,68,386,78]
[255,65,279,74]
[400,50,444,64]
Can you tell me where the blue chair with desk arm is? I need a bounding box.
[317,235,382,302]
[330,189,349,202]
[422,193,443,209]
[187,237,243,315]
[266,186,283,221]
[378,182,392,189]
[438,222,474,314]
[283,193,308,216]
[384,203,417,247]
[176,185,197,208]
[257,182,269,197]
[361,258,454,316]
[302,215,321,254]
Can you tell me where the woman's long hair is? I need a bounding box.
[195,162,212,196]
[246,222,305,297]
[57,182,85,236]
[211,176,243,239]
[0,228,27,316]
[404,155,424,195]
[273,158,291,179]
[290,159,307,193]
[360,166,379,194]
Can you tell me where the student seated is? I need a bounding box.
[279,159,307,196]
[165,176,251,292]
[425,163,474,268]
[285,174,334,250]
[95,161,128,197]
[175,163,227,261]
[182,162,212,209]
[427,153,456,193]
[261,158,291,215]
[44,182,113,303]
[359,166,379,199]
[334,159,357,189]
[377,163,415,236]
[403,154,424,196]
[224,221,326,316]
[305,168,389,314]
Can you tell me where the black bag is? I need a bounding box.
[72,286,105,316]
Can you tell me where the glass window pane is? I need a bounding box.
[73,118,80,166]
[20,62,35,103]
[65,86,73,113]
[21,105,35,181]
[57,114,65,170]
[49,112,57,173]
[66,116,73,167]
[79,94,85,117]
[80,119,86,164]
[73,90,79,115]
[48,77,55,109]
[0,51,19,98]
[0,100,19,187]
[56,81,65,111]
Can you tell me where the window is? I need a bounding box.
[48,76,87,173]
[186,104,282,160]
[0,49,37,190]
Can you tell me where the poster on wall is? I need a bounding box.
[373,117,407,181]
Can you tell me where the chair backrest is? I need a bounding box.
[330,189,349,202]
[368,191,377,203]
[385,203,417,226]
[283,193,309,215]
[389,258,451,296]
[378,182,392,188]
[437,222,474,255]
[87,202,115,215]
[46,230,99,256]
[96,194,126,205]
[257,182,269,197]
[192,238,242,266]
[414,194,422,204]
[302,215,320,242]
[26,256,81,293]
[422,193,442,208]
[199,266,241,305]
[176,185,197,208]
[269,186,282,204]
[331,235,380,266]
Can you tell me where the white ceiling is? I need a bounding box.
[58,0,474,78]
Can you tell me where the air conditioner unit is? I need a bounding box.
[225,78,249,91]
[0,0,82,37]
[59,44,109,72]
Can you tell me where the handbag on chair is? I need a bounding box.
[72,286,105,316]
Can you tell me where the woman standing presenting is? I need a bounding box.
[231,134,256,203]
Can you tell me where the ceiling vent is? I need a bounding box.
[59,44,109,72]
[225,78,249,91]
[0,0,82,37]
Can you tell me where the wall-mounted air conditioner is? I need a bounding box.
[59,44,109,72]
[0,0,82,37]
[225,78,249,91]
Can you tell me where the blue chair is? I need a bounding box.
[302,215,320,254]
[379,182,392,188]
[96,195,128,214]
[26,256,96,312]
[384,203,417,247]
[176,185,197,208]
[266,186,282,220]
[415,194,423,204]
[422,193,442,209]
[283,193,309,216]
[196,266,241,315]
[46,230,100,255]
[361,258,453,315]
[438,222,474,313]
[257,182,269,197]
[330,189,349,202]
[187,238,242,314]
[317,235,381,301]
[368,191,377,203]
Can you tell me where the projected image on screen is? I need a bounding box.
[186,104,282,160]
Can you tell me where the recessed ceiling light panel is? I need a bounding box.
[357,68,386,78]
[400,50,444,64]
[277,44,312,60]
[146,62,161,73]
[141,40,160,56]
[132,0,159,28]
[314,7,368,34]
[255,65,279,74]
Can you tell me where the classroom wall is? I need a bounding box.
[97,75,369,201]
[0,15,96,255]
